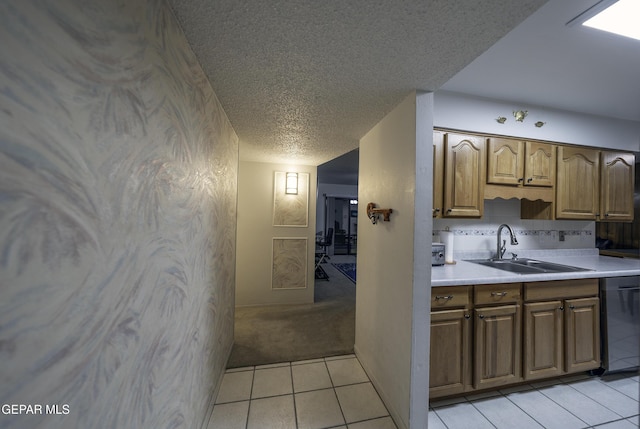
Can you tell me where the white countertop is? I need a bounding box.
[431,249,640,287]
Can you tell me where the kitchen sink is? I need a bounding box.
[466,258,592,274]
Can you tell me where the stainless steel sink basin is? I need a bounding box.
[466,258,592,274]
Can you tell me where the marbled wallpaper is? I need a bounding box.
[272,238,307,290]
[0,1,238,428]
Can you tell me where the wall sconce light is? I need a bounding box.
[285,172,298,195]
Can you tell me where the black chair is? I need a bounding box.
[315,228,333,279]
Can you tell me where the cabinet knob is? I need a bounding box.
[527,178,533,183]
[478,314,485,319]
[464,314,470,319]
[518,178,524,183]
[434,208,440,213]
[605,213,609,217]
[569,305,575,310]
[559,306,564,311]
[446,208,452,213]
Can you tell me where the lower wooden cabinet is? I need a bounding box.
[523,301,564,380]
[431,279,601,399]
[565,297,600,373]
[523,279,600,380]
[429,309,471,398]
[474,304,522,390]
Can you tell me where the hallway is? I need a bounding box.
[227,255,357,368]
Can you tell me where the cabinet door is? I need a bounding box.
[430,309,472,398]
[474,304,521,389]
[600,151,635,222]
[523,301,563,380]
[444,133,485,217]
[565,297,600,373]
[487,138,524,185]
[433,132,444,218]
[524,142,556,187]
[556,146,600,219]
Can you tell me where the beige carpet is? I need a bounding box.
[227,256,356,368]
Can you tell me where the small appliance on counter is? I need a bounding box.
[432,243,445,266]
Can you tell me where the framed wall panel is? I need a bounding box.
[272,238,308,290]
[273,171,309,227]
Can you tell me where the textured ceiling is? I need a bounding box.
[168,0,546,166]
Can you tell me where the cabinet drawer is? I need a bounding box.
[474,283,521,305]
[524,278,599,301]
[431,286,471,309]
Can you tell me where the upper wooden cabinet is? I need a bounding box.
[433,129,635,221]
[487,138,524,185]
[556,146,600,220]
[600,151,635,222]
[487,139,555,187]
[443,133,485,217]
[524,142,556,187]
[433,132,444,218]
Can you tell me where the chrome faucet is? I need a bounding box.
[496,224,518,260]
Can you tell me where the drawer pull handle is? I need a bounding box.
[435,295,453,301]
[491,291,508,297]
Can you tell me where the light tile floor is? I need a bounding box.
[208,354,398,429]
[430,372,640,429]
[210,353,639,429]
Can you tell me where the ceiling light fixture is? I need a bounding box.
[567,0,640,41]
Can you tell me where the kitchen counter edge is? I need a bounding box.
[431,253,640,287]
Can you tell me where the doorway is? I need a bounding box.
[323,196,358,256]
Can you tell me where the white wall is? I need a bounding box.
[0,1,238,428]
[435,91,640,152]
[236,161,317,306]
[356,92,432,429]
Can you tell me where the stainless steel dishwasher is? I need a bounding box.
[600,276,640,373]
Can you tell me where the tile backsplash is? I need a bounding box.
[433,199,595,257]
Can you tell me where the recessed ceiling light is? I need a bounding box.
[581,0,640,41]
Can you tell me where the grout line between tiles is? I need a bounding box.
[564,379,628,421]
[289,364,298,429]
[467,398,499,429]
[243,368,253,429]
[501,387,570,429]
[525,383,594,428]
